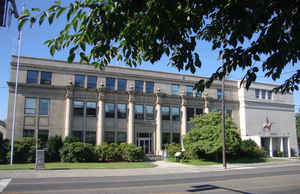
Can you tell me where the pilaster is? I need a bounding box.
[96,87,105,145]
[64,85,73,139]
[127,87,135,144]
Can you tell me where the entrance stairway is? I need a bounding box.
[145,154,162,161]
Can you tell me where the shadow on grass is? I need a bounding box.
[187,184,251,194]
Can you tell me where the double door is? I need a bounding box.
[138,138,152,154]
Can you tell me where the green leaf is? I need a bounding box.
[31,8,41,12]
[48,13,55,24]
[80,42,86,51]
[56,7,66,18]
[50,45,55,56]
[68,52,76,63]
[39,12,46,25]
[18,18,28,31]
[29,17,36,28]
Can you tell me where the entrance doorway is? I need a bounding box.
[137,132,153,154]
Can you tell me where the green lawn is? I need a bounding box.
[0,162,157,170]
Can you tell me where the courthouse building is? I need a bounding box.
[5,56,299,157]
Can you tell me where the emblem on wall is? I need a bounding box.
[263,117,272,131]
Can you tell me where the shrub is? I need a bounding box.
[0,139,9,164]
[63,136,80,144]
[273,150,283,157]
[166,143,181,158]
[95,143,122,162]
[7,137,37,163]
[60,142,96,162]
[120,143,144,162]
[45,135,63,162]
[239,139,266,158]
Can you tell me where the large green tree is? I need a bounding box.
[19,0,300,92]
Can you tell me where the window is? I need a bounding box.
[135,80,144,93]
[261,89,266,99]
[105,103,115,118]
[86,102,97,117]
[104,131,115,143]
[135,105,144,119]
[226,109,232,118]
[171,107,180,121]
[268,90,272,100]
[162,106,170,120]
[255,89,260,99]
[162,132,171,149]
[187,108,194,121]
[172,84,179,95]
[117,104,127,119]
[172,133,180,144]
[186,86,193,96]
[217,89,222,100]
[145,105,154,120]
[39,99,50,115]
[27,70,38,84]
[72,131,83,142]
[40,72,52,85]
[87,76,97,88]
[23,129,34,137]
[38,130,49,147]
[117,132,127,144]
[73,101,84,116]
[86,131,96,145]
[24,98,36,114]
[118,79,127,91]
[146,81,154,94]
[106,77,115,90]
[196,108,203,115]
[75,75,85,88]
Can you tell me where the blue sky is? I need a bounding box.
[0,1,299,121]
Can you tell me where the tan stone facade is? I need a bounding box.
[6,56,298,157]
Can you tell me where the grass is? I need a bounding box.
[0,162,157,170]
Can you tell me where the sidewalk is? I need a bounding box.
[0,160,299,179]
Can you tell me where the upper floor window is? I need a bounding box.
[217,89,222,100]
[226,109,232,118]
[187,107,195,121]
[87,76,97,89]
[135,105,144,119]
[146,81,154,94]
[23,129,34,137]
[106,77,115,90]
[73,101,84,116]
[24,98,36,114]
[145,105,154,120]
[171,107,180,121]
[104,131,115,144]
[39,99,50,115]
[261,89,266,99]
[118,79,127,91]
[162,106,170,120]
[267,90,272,100]
[105,103,115,118]
[195,108,203,115]
[135,80,144,93]
[86,102,97,117]
[117,104,127,119]
[186,86,193,96]
[40,72,52,85]
[172,84,179,95]
[75,75,85,88]
[27,70,38,84]
[255,89,260,99]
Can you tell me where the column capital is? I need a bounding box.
[65,85,74,99]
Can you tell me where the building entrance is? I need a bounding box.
[137,132,153,154]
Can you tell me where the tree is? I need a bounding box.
[19,0,300,92]
[183,112,241,160]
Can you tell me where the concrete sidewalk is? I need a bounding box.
[0,160,299,179]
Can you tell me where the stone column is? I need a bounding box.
[155,91,162,155]
[203,91,209,113]
[287,137,291,158]
[280,137,284,153]
[64,86,73,139]
[269,137,273,157]
[127,88,135,144]
[96,88,105,145]
[180,95,187,151]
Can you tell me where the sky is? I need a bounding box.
[0,0,299,121]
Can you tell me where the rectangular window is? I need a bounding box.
[267,90,272,100]
[117,132,127,144]
[226,109,232,118]
[135,105,144,120]
[24,98,36,114]
[87,76,97,88]
[135,80,144,93]
[145,81,154,94]
[172,84,179,95]
[23,129,34,137]
[106,77,115,90]
[217,89,222,100]
[172,133,180,144]
[187,108,195,121]
[86,102,97,117]
[27,70,38,84]
[117,104,127,119]
[86,131,96,145]
[196,108,203,115]
[162,106,170,120]
[186,86,193,96]
[145,105,154,120]
[40,72,52,85]
[39,99,50,115]
[171,107,180,121]
[117,79,127,91]
[104,131,115,144]
[75,75,85,88]
[162,132,171,149]
[255,89,260,99]
[72,131,83,142]
[261,89,266,99]
[73,101,84,116]
[38,130,49,147]
[105,103,115,118]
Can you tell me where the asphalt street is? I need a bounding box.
[2,164,300,194]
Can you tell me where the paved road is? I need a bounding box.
[2,164,300,194]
